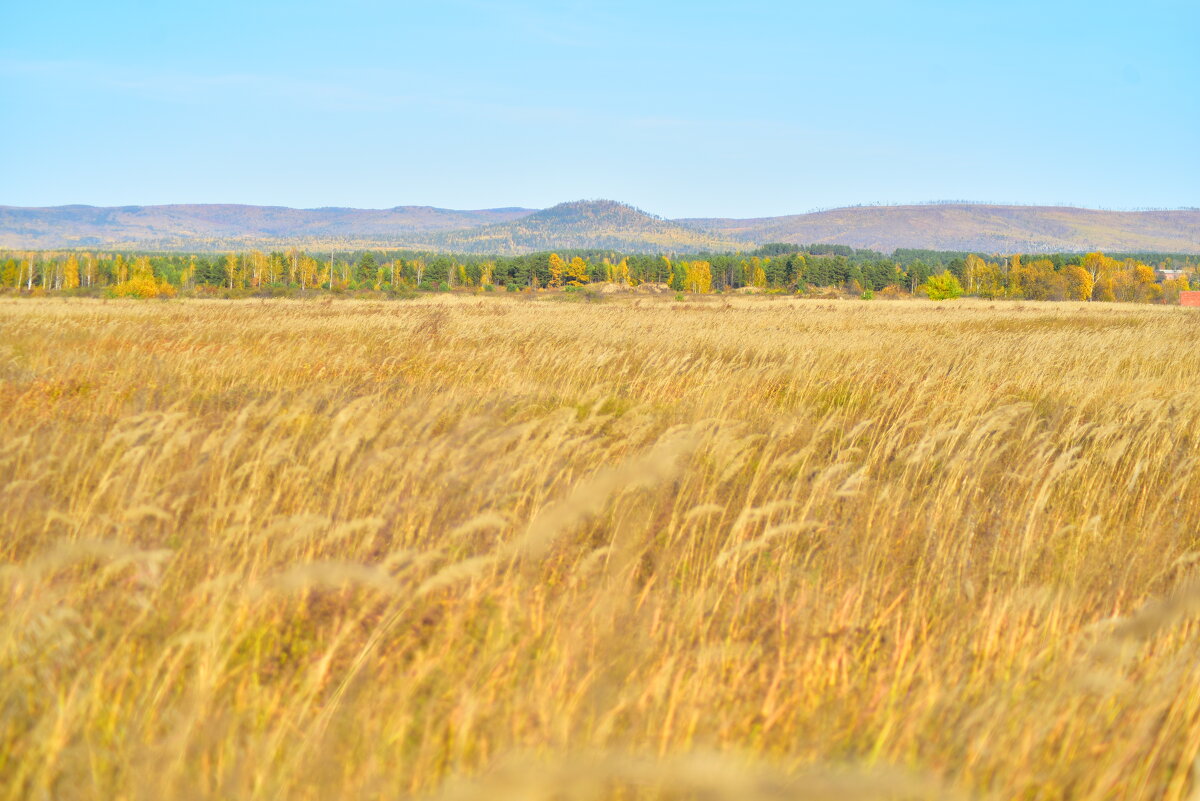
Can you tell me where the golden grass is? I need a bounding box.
[3,294,1200,800]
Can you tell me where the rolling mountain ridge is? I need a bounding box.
[0,204,537,250]
[421,200,741,254]
[682,204,1200,255]
[1,200,1197,254]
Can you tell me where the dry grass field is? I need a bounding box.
[4,294,1200,800]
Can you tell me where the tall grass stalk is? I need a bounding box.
[2,295,1200,799]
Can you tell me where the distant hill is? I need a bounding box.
[0,204,536,250]
[423,200,741,254]
[681,204,1200,254]
[1,200,1197,254]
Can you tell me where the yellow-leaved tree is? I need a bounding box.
[751,259,767,289]
[548,253,566,288]
[1081,252,1119,300]
[1135,262,1161,303]
[567,257,589,286]
[181,255,197,291]
[299,254,319,289]
[63,256,80,290]
[614,258,631,285]
[110,255,175,298]
[963,254,988,295]
[1010,258,1062,300]
[1162,276,1190,304]
[1063,263,1094,301]
[247,251,268,287]
[685,261,713,294]
[969,258,1003,298]
[224,254,241,289]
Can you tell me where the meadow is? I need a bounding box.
[3,293,1200,800]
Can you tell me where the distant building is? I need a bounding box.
[1180,291,1200,307]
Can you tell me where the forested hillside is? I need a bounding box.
[0,204,536,250]
[5,200,1196,254]
[683,204,1200,254]
[425,200,740,254]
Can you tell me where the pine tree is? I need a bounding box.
[357,253,378,286]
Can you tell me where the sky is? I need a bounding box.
[1,0,1197,218]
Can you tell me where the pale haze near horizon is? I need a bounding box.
[1,0,1196,219]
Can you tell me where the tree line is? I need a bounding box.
[1,246,1197,302]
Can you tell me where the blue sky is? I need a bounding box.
[1,0,1196,217]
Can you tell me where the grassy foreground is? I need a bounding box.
[3,294,1200,800]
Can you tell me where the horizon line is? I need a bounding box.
[3,199,1199,217]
